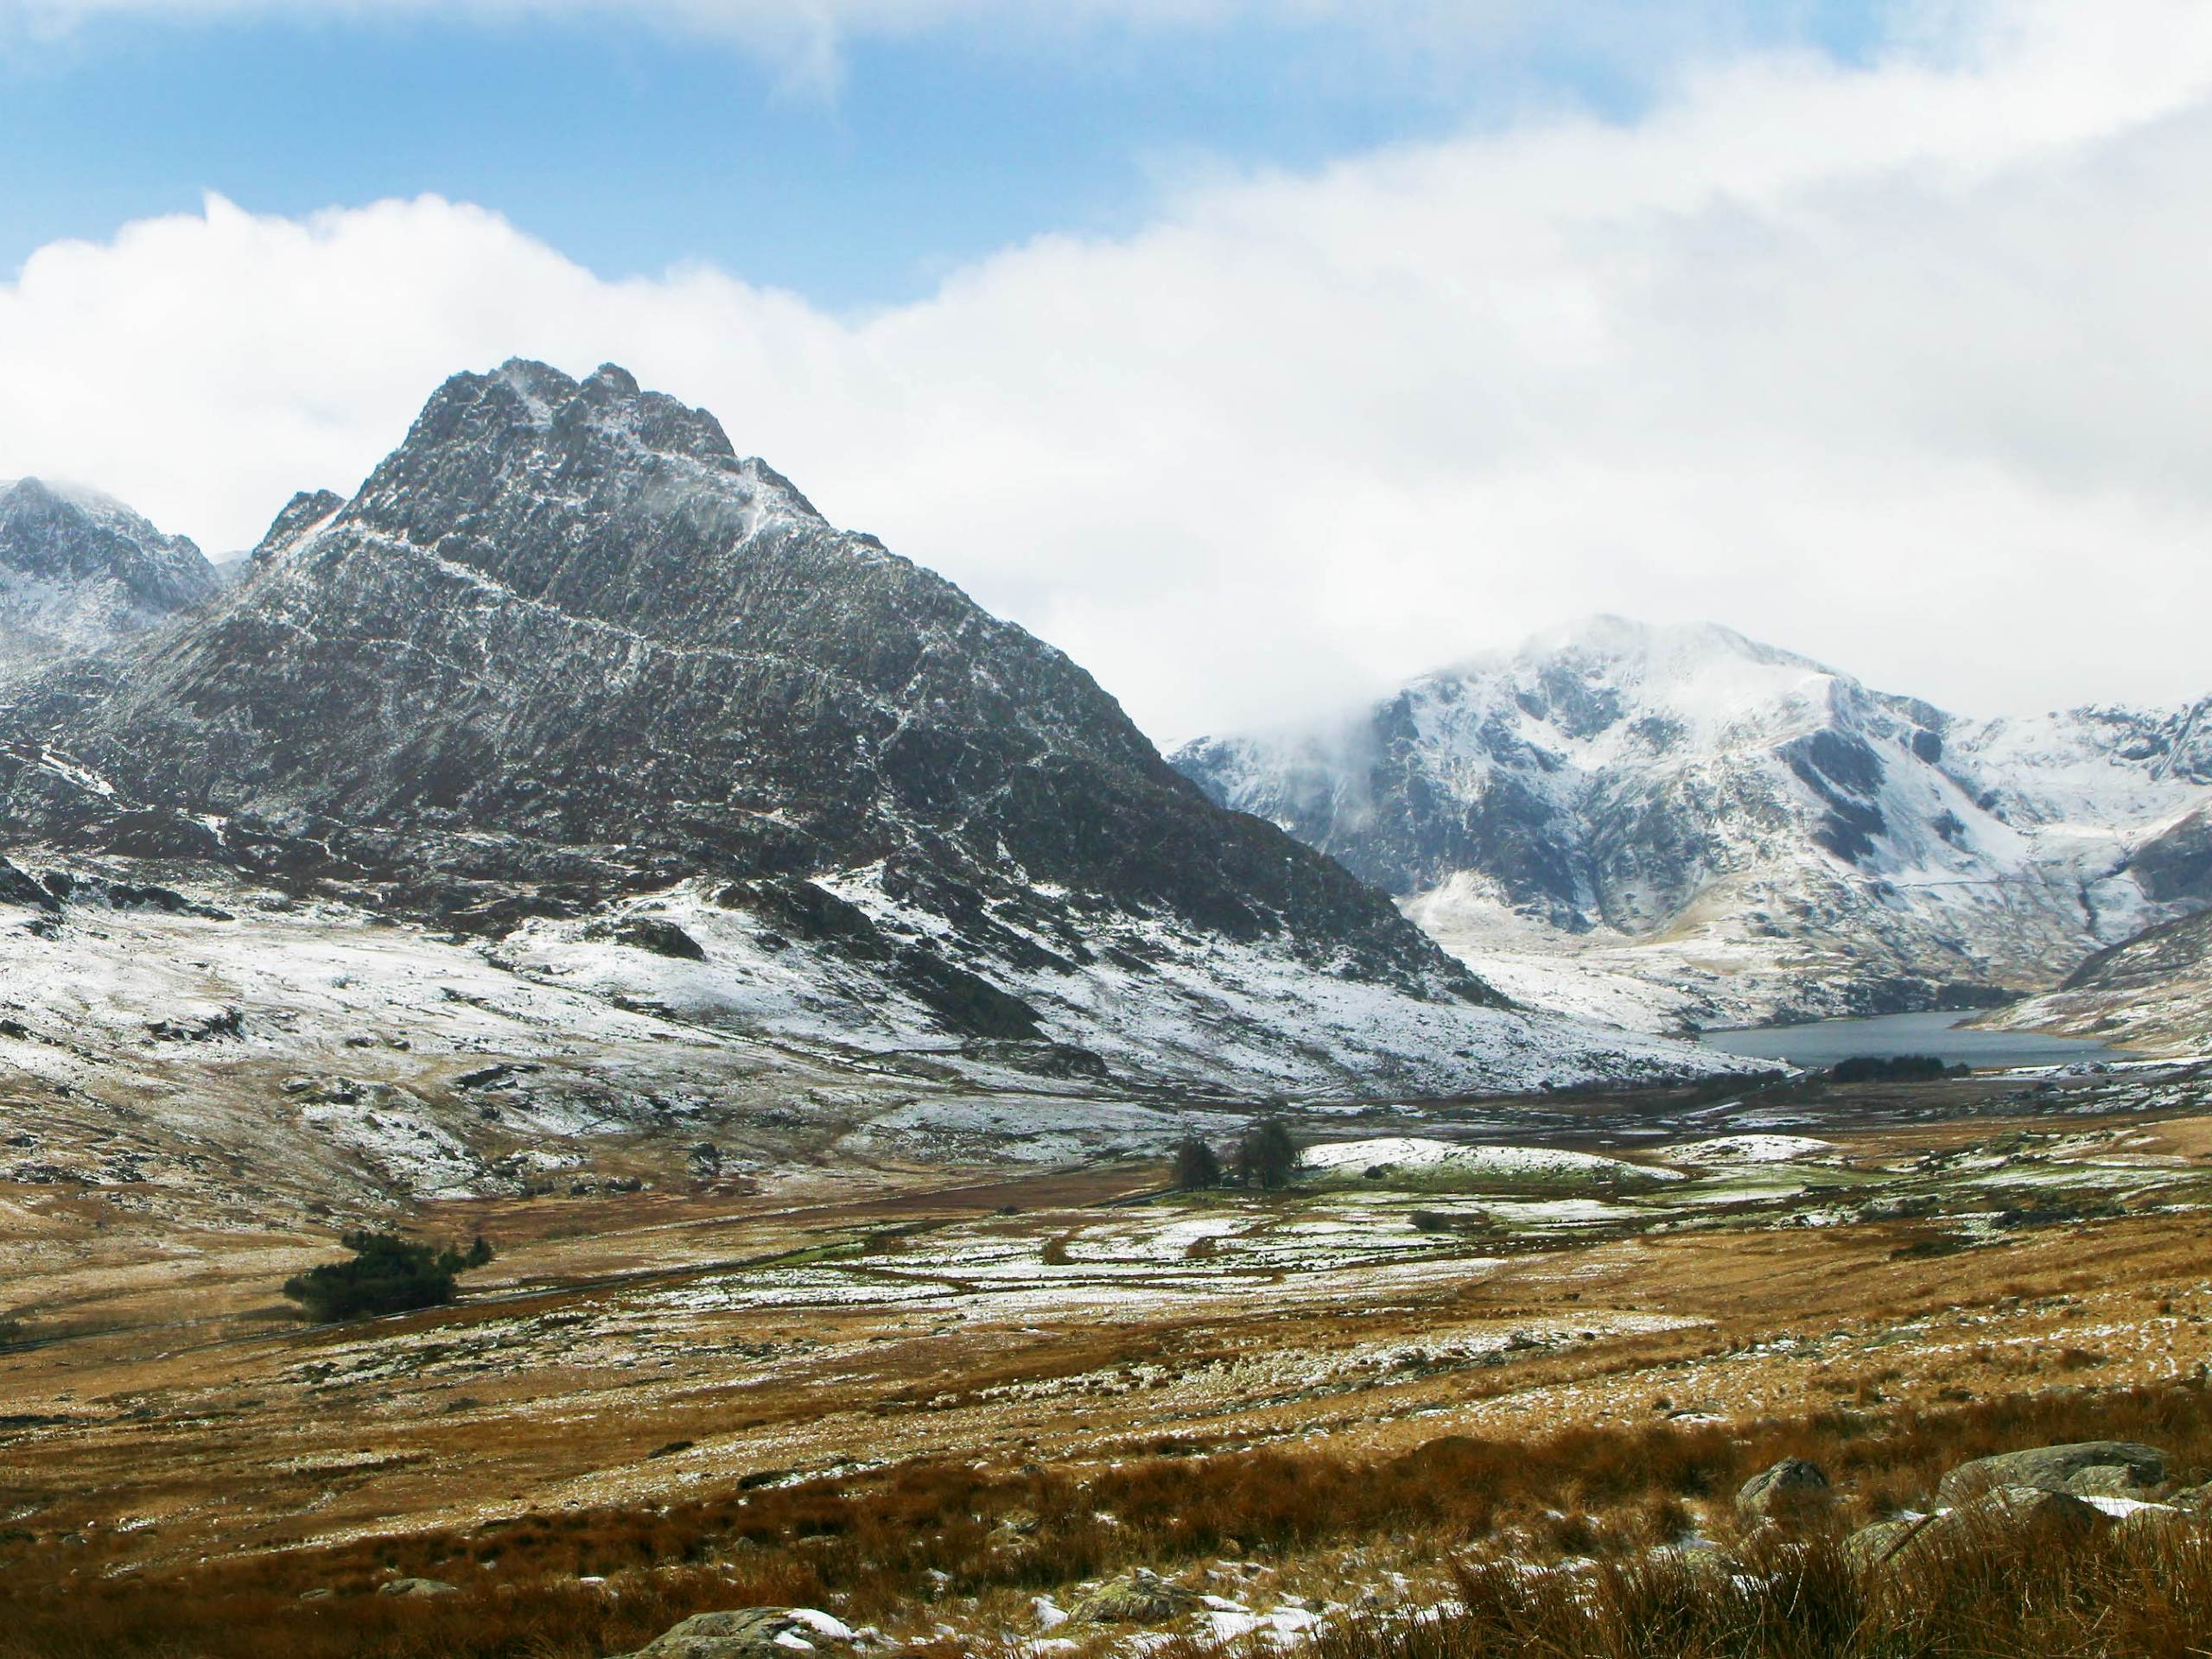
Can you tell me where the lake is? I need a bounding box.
[1697,1008,2136,1071]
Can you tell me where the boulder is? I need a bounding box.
[1068,1569,1201,1624]
[1936,1441,2165,1504]
[1844,1517,1927,1571]
[377,1577,461,1599]
[1849,1485,2111,1573]
[1736,1458,1832,1524]
[1963,1484,2112,1550]
[615,918,707,961]
[612,1608,854,1659]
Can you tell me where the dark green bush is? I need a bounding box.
[1235,1118,1300,1190]
[1832,1054,1967,1084]
[283,1231,493,1323]
[1171,1137,1223,1190]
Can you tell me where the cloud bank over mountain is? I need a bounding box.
[4,0,2209,741]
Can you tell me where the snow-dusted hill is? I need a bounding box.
[0,478,218,673]
[1981,906,2212,1058]
[0,367,1743,1109]
[1173,617,2212,1031]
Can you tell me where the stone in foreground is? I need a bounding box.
[1736,1457,1832,1524]
[1936,1440,2166,1504]
[613,1607,853,1659]
[1069,1568,1202,1624]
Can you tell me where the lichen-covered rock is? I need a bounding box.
[377,1576,460,1599]
[613,1607,852,1659]
[1936,1441,2165,1504]
[1851,1486,2110,1573]
[1844,1517,1926,1571]
[1736,1457,1832,1524]
[1069,1569,1201,1624]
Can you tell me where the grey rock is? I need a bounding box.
[1735,1457,1832,1523]
[1,361,1737,1105]
[615,917,707,961]
[1069,1568,1201,1624]
[1171,615,2212,1024]
[1936,1440,2165,1504]
[377,1576,461,1599]
[614,1607,849,1659]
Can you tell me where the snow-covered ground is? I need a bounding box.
[497,874,1754,1101]
[1300,1136,1682,1190]
[0,858,1762,1222]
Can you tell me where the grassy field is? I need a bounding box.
[5,1064,2212,1656]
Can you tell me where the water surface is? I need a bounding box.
[1697,1008,2134,1071]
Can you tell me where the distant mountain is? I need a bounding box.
[0,478,218,672]
[0,365,1728,1097]
[1983,905,2212,1058]
[1173,617,2212,1030]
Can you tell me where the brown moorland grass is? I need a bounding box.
[1306,1519,2212,1659]
[10,1376,2212,1659]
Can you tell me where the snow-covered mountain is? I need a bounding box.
[1982,906,2212,1058]
[0,477,219,673]
[1173,617,2212,1031]
[0,365,1736,1102]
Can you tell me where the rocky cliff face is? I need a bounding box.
[0,478,218,673]
[1174,617,2212,1030]
[0,364,1732,1097]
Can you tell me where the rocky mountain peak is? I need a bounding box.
[1174,619,2212,1028]
[251,488,346,563]
[0,476,218,670]
[0,362,1759,1102]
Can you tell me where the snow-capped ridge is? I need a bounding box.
[0,360,1747,1102]
[1173,618,2212,1031]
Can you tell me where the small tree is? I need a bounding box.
[1235,1118,1300,1192]
[1171,1137,1223,1191]
[283,1231,495,1324]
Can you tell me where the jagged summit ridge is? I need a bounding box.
[0,360,1741,1097]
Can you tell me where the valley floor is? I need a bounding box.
[6,1060,2212,1656]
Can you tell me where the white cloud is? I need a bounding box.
[4,0,2211,742]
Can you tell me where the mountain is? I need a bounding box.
[1173,617,2212,1032]
[0,364,1731,1100]
[1980,906,2212,1058]
[0,477,219,673]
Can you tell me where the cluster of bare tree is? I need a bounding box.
[1171,1118,1299,1192]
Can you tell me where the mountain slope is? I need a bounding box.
[1173,617,2211,1031]
[1981,906,2212,1058]
[0,364,1732,1098]
[0,478,218,673]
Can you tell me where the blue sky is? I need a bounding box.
[1,2,1893,308]
[14,2,2204,736]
